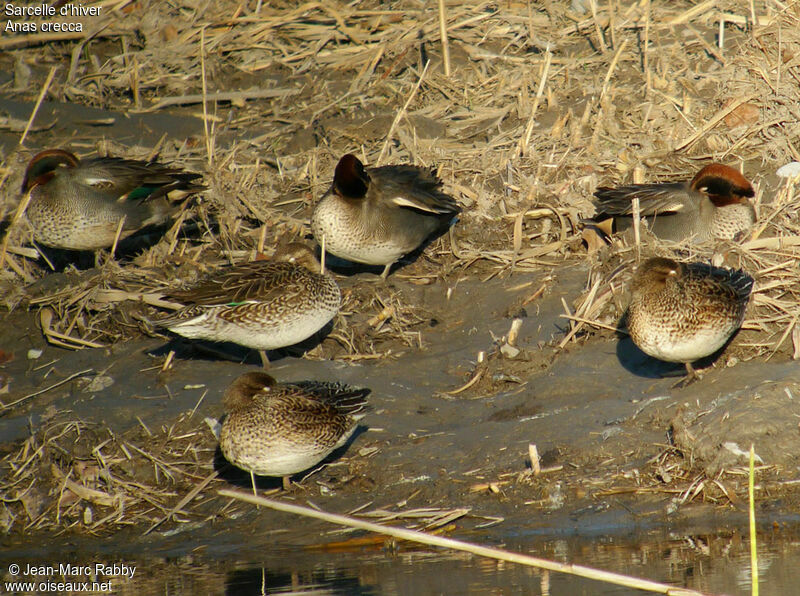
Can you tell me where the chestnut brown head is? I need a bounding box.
[332,154,370,199]
[21,149,80,193]
[690,164,754,207]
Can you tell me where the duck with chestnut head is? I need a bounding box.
[590,164,756,243]
[21,149,204,251]
[311,153,460,278]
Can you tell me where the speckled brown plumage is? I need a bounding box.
[592,164,756,242]
[626,257,753,381]
[311,154,460,278]
[156,243,340,366]
[219,372,370,490]
[22,149,203,251]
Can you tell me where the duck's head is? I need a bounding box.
[223,372,277,411]
[21,149,80,194]
[332,154,370,200]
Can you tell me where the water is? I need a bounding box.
[3,528,799,595]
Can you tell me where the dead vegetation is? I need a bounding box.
[0,408,221,534]
[0,0,799,535]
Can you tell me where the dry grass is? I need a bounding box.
[2,1,798,353]
[0,408,225,534]
[0,0,799,533]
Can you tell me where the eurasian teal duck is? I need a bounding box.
[591,164,755,242]
[311,154,460,278]
[626,257,753,384]
[219,371,370,491]
[157,243,340,367]
[22,149,203,251]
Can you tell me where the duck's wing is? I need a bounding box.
[287,381,371,416]
[593,182,693,216]
[369,165,460,215]
[165,262,304,305]
[77,157,204,200]
[264,391,355,444]
[685,263,755,304]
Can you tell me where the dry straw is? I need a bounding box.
[2,1,796,399]
[0,0,799,536]
[19,66,56,146]
[749,445,759,596]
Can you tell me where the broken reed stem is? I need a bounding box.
[590,38,628,148]
[749,444,759,596]
[446,367,484,395]
[529,443,541,474]
[110,215,126,258]
[257,224,267,255]
[600,38,628,102]
[670,0,717,25]
[518,45,552,157]
[320,233,327,275]
[589,0,608,53]
[145,470,219,535]
[560,314,625,334]
[776,18,781,90]
[141,89,297,113]
[200,27,212,166]
[1,369,93,410]
[161,350,175,372]
[218,490,706,596]
[674,93,757,151]
[377,60,430,165]
[643,0,651,94]
[131,56,140,109]
[20,66,57,146]
[632,197,641,250]
[750,178,795,241]
[437,0,451,77]
[0,189,33,270]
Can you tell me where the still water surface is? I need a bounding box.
[218,530,798,595]
[6,527,796,595]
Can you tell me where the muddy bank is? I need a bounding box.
[3,259,800,546]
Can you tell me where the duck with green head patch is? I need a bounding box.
[22,149,204,251]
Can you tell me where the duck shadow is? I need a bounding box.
[212,425,369,491]
[150,339,275,367]
[616,336,689,379]
[615,313,742,379]
[318,253,386,278]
